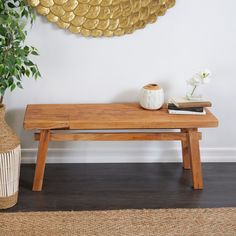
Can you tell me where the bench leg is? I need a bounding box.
[33,130,50,191]
[187,129,203,190]
[181,129,191,170]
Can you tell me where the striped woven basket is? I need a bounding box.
[0,105,21,209]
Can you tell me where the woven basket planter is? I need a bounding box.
[0,105,21,209]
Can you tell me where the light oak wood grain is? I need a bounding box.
[24,103,218,130]
[34,132,201,142]
[33,130,50,191]
[188,129,203,189]
[181,129,191,170]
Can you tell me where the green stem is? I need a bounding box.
[190,85,197,96]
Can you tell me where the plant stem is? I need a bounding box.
[0,95,3,104]
[190,85,197,96]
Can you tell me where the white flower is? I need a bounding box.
[197,69,212,84]
[186,69,212,99]
[187,69,212,87]
[198,69,212,78]
[187,76,202,87]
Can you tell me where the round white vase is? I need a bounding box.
[139,84,164,110]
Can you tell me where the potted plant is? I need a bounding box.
[0,0,40,209]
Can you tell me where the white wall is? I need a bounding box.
[4,0,236,163]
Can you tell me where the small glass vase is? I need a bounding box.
[186,86,204,101]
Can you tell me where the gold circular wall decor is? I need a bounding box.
[28,0,176,37]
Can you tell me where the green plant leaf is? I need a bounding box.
[31,50,39,56]
[7,2,16,8]
[25,69,30,77]
[10,83,16,91]
[17,81,23,89]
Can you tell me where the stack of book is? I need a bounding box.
[168,97,212,115]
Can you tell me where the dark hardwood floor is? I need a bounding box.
[2,163,236,212]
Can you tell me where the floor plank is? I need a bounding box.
[2,163,236,212]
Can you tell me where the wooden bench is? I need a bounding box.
[23,103,218,191]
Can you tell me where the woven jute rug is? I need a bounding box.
[1,208,236,236]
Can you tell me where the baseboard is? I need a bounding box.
[21,147,236,163]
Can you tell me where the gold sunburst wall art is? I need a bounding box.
[28,0,176,37]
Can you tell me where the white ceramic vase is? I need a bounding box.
[139,84,164,110]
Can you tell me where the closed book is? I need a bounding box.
[168,109,206,115]
[167,103,204,112]
[169,97,212,108]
